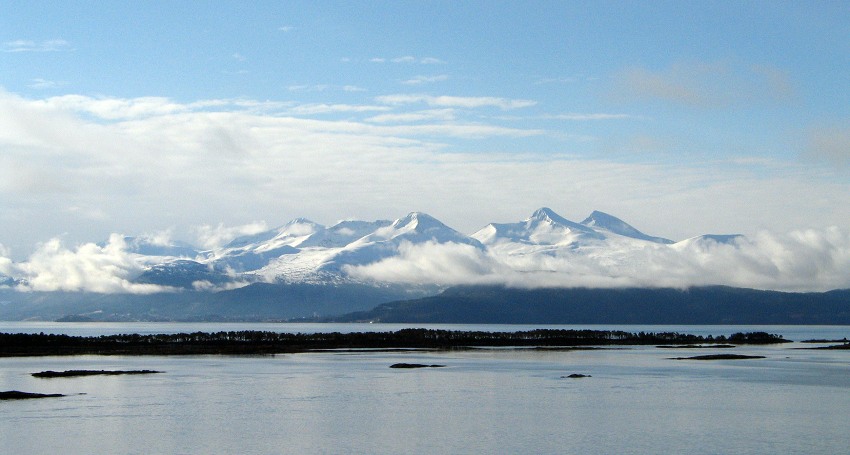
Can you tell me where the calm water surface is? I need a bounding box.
[2,321,850,340]
[2,324,849,454]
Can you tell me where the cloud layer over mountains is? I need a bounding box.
[2,209,849,294]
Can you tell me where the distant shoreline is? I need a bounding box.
[0,329,787,357]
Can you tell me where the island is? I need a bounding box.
[0,391,65,400]
[32,369,162,378]
[670,354,767,360]
[0,329,788,357]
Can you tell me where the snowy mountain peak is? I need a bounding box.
[285,217,317,227]
[526,207,602,237]
[392,212,446,232]
[298,219,392,248]
[580,211,673,244]
[531,206,557,220]
[281,218,323,235]
[225,219,323,249]
[367,212,480,247]
[472,207,603,245]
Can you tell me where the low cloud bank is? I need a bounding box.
[193,222,270,250]
[346,227,850,292]
[1,227,849,294]
[5,235,170,294]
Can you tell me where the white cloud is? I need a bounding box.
[366,109,456,123]
[287,84,330,92]
[402,75,449,85]
[1,88,848,268]
[345,227,850,292]
[345,241,505,286]
[288,84,367,93]
[28,78,67,89]
[378,123,542,138]
[278,25,296,32]
[376,94,536,110]
[370,56,445,64]
[0,244,13,277]
[194,222,269,250]
[12,235,170,293]
[287,103,391,115]
[2,39,71,52]
[544,113,638,121]
[43,94,189,119]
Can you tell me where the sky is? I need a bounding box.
[1,1,849,262]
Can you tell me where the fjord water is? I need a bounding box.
[2,324,849,454]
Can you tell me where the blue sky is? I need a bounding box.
[1,1,849,259]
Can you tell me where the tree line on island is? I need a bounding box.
[0,329,788,356]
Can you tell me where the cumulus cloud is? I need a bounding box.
[1,87,848,265]
[11,235,169,293]
[345,241,507,286]
[345,228,850,292]
[0,244,13,277]
[194,222,270,250]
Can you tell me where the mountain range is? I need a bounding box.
[1,207,846,322]
[77,207,694,291]
[143,207,684,289]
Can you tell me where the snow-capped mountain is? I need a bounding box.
[8,207,847,322]
[2,207,749,294]
[299,219,393,248]
[123,207,698,289]
[472,207,604,246]
[580,211,674,244]
[469,208,678,278]
[254,212,481,281]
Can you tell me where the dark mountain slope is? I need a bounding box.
[335,286,850,324]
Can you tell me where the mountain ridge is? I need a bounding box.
[3,207,846,322]
[333,285,850,325]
